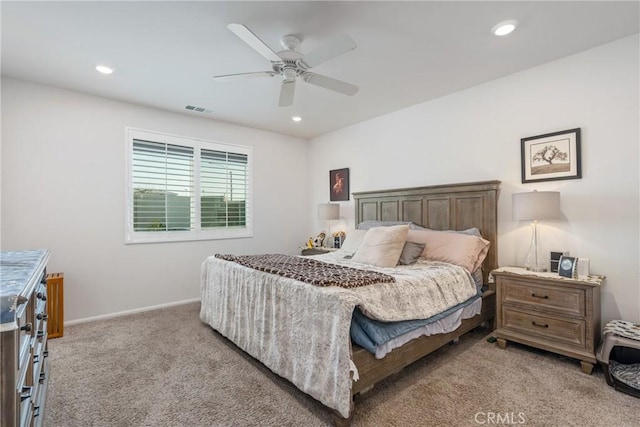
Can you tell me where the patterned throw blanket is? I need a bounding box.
[215,253,395,289]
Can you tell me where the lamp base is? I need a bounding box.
[523,221,547,273]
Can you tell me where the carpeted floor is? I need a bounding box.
[45,302,639,426]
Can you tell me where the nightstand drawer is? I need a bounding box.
[501,278,585,317]
[502,307,586,348]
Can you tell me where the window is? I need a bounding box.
[126,128,252,243]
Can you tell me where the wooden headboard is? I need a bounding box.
[353,180,500,284]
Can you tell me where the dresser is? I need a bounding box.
[492,267,604,374]
[1,249,51,427]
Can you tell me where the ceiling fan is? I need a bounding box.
[214,24,359,107]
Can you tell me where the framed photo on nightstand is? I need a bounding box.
[558,256,578,278]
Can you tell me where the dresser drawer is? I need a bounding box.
[500,278,585,317]
[502,307,586,348]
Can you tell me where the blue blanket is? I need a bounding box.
[351,291,482,354]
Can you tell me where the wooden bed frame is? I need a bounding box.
[336,180,501,425]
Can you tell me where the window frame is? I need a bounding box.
[125,127,253,244]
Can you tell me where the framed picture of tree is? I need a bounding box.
[521,128,581,183]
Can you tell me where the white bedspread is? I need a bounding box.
[199,252,477,418]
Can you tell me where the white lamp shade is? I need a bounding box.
[512,191,561,221]
[317,203,339,220]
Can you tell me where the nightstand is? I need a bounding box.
[492,267,604,374]
[301,247,335,256]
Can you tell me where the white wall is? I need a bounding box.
[3,35,638,325]
[1,78,308,322]
[308,35,640,324]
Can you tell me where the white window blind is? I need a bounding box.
[126,128,252,243]
[200,149,248,229]
[132,140,194,232]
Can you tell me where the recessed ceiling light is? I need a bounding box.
[95,65,114,75]
[492,20,519,36]
[291,116,302,122]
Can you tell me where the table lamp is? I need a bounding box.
[512,190,561,272]
[317,203,339,247]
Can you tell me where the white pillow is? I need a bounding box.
[340,230,368,255]
[352,224,409,268]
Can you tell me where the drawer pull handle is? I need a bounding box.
[36,313,48,321]
[531,293,549,299]
[20,323,32,332]
[20,386,32,401]
[532,321,549,328]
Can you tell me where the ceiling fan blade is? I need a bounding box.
[302,72,358,96]
[299,35,356,69]
[213,71,276,81]
[278,80,295,107]
[227,23,281,62]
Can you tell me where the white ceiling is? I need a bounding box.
[2,1,638,139]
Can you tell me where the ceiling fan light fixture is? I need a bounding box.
[282,67,298,80]
[492,20,519,36]
[291,116,302,122]
[95,64,114,74]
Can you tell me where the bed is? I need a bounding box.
[200,180,500,424]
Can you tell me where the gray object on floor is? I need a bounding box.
[597,320,640,398]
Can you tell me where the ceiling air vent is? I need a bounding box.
[185,105,213,114]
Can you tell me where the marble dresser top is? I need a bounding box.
[490,266,605,286]
[1,249,51,327]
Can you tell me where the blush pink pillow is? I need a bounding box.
[406,228,490,273]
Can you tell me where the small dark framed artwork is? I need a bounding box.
[329,168,349,201]
[521,128,581,183]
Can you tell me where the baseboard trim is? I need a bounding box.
[65,298,201,326]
